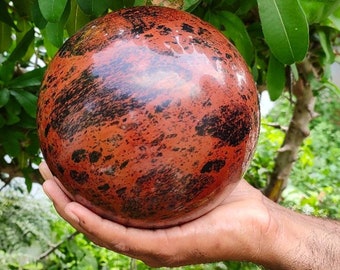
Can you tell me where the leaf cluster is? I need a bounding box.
[246,88,340,219]
[285,90,340,219]
[193,0,340,100]
[0,179,56,267]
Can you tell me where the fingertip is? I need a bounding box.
[42,179,55,200]
[42,177,72,205]
[39,161,53,180]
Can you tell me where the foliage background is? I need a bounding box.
[0,0,339,269]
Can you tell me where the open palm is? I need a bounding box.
[40,161,273,267]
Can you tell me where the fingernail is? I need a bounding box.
[40,170,49,181]
[39,162,52,180]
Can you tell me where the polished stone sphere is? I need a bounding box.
[37,6,260,228]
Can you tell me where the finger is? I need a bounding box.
[43,179,73,210]
[39,161,53,180]
[42,179,73,218]
[42,180,81,228]
[42,178,154,260]
[66,201,219,266]
[66,202,181,254]
[65,202,140,251]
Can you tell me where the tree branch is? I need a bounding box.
[37,231,80,260]
[263,122,288,132]
[264,59,318,202]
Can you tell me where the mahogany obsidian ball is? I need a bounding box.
[37,6,260,228]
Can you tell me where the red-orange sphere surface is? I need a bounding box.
[37,6,260,228]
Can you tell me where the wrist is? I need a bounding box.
[254,197,340,270]
[253,198,301,269]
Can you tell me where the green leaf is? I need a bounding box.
[26,130,41,154]
[290,63,299,81]
[0,130,24,157]
[257,0,309,64]
[328,6,340,30]
[12,0,35,21]
[66,0,91,36]
[0,22,12,53]
[32,0,47,29]
[41,30,59,57]
[107,0,134,10]
[45,22,64,48]
[299,0,340,24]
[317,29,335,64]
[183,0,201,11]
[0,114,5,127]
[0,61,15,82]
[38,0,68,22]
[234,0,257,15]
[7,28,35,63]
[0,0,20,31]
[106,0,124,10]
[7,68,46,88]
[4,97,21,124]
[77,0,108,17]
[267,53,286,101]
[2,136,21,157]
[15,18,36,62]
[211,10,254,65]
[216,0,238,7]
[0,88,10,107]
[19,112,38,129]
[44,0,71,47]
[323,80,340,96]
[134,0,145,5]
[7,68,45,89]
[10,90,38,118]
[24,171,33,192]
[15,18,32,43]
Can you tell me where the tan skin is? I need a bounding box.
[39,161,340,270]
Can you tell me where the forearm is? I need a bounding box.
[258,198,340,270]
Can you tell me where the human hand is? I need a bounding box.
[39,161,277,268]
